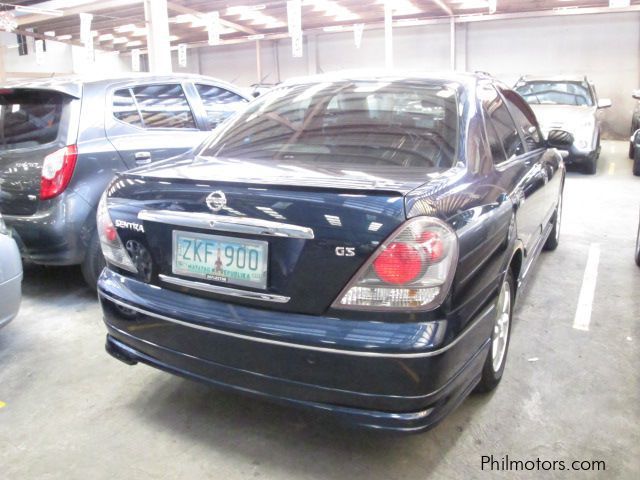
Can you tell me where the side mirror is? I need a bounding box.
[252,91,261,98]
[632,90,640,100]
[547,129,574,150]
[597,98,612,109]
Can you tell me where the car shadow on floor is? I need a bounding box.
[124,372,498,477]
[21,263,95,303]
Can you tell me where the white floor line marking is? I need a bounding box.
[573,243,601,332]
[608,162,615,175]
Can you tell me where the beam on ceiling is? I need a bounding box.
[431,0,453,16]
[165,1,257,36]
[13,27,88,49]
[16,0,144,26]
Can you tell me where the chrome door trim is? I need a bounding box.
[159,274,290,303]
[138,210,314,239]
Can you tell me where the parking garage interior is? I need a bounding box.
[0,1,639,479]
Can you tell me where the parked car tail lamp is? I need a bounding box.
[97,193,138,274]
[333,217,458,311]
[40,145,78,200]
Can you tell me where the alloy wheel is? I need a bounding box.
[492,279,512,372]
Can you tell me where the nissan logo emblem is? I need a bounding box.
[206,191,227,212]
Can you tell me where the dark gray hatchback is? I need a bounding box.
[0,74,250,287]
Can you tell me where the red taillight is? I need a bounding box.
[420,231,444,263]
[373,242,422,284]
[40,145,78,200]
[105,225,118,242]
[333,217,459,311]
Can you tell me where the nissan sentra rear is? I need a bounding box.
[98,73,545,432]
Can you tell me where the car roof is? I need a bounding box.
[517,74,589,83]
[0,73,249,99]
[279,70,488,90]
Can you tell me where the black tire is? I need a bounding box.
[584,155,597,175]
[81,229,106,291]
[629,142,635,160]
[634,148,640,176]
[475,270,515,393]
[544,193,562,251]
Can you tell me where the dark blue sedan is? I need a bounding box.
[97,72,570,432]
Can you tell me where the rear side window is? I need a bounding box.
[112,88,142,127]
[501,89,543,150]
[195,84,247,129]
[0,90,64,150]
[113,84,196,129]
[479,84,524,161]
[484,113,507,164]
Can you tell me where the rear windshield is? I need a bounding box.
[0,90,65,150]
[515,81,594,107]
[200,80,459,170]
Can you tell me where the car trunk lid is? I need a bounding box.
[107,159,439,315]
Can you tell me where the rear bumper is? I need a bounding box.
[98,269,497,432]
[0,235,23,328]
[2,191,93,266]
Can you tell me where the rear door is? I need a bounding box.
[0,88,79,215]
[479,83,546,258]
[105,82,210,169]
[191,82,249,131]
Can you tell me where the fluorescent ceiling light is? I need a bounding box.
[304,0,359,21]
[609,0,630,7]
[98,33,114,41]
[57,34,72,40]
[226,5,286,27]
[44,30,55,37]
[130,27,147,37]
[174,12,243,33]
[169,35,180,41]
[126,40,142,47]
[112,37,128,44]
[115,23,138,33]
[13,5,63,17]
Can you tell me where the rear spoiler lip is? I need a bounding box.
[0,84,81,99]
[118,171,419,197]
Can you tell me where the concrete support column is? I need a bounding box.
[306,33,318,75]
[449,17,455,70]
[0,45,5,82]
[256,40,262,82]
[143,0,172,73]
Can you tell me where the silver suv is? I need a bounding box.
[514,75,611,174]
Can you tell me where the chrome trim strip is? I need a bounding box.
[159,274,290,303]
[100,291,496,359]
[138,210,314,239]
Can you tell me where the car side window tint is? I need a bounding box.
[500,88,543,150]
[479,84,524,160]
[484,113,508,164]
[131,84,196,129]
[112,88,142,127]
[195,84,248,130]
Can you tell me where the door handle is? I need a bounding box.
[134,151,152,165]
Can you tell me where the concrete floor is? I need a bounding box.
[1,141,638,480]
